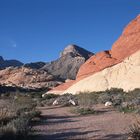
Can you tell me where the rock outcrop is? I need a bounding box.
[0,56,23,69]
[76,51,117,80]
[42,44,93,80]
[77,15,140,80]
[64,50,140,94]
[111,14,140,60]
[46,80,75,94]
[48,14,140,94]
[0,67,61,90]
[0,45,93,91]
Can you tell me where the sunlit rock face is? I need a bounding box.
[42,44,93,80]
[48,15,140,94]
[0,67,62,90]
[77,15,140,80]
[64,50,140,94]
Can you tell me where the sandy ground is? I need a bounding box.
[33,105,139,140]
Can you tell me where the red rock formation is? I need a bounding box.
[76,51,117,80]
[47,14,140,94]
[47,80,75,94]
[77,15,140,79]
[111,14,140,60]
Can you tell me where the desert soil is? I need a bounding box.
[33,105,139,140]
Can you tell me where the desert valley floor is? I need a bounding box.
[31,105,139,140]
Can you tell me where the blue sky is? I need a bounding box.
[0,0,140,63]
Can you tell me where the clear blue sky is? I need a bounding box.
[0,0,140,63]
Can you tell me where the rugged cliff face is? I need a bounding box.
[111,14,140,60]
[42,44,93,80]
[76,51,117,80]
[47,15,140,94]
[64,50,140,94]
[77,15,140,80]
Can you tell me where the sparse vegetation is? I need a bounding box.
[72,107,97,115]
[128,120,140,140]
[75,88,140,114]
[0,92,42,140]
[0,88,139,139]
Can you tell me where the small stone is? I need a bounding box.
[53,100,59,105]
[105,101,113,107]
[69,99,76,106]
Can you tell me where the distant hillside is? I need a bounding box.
[24,62,46,69]
[0,56,23,69]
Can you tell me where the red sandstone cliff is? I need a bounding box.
[47,15,140,94]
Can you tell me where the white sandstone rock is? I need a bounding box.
[105,101,113,107]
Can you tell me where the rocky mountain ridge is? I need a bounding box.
[0,66,62,90]
[0,45,93,90]
[0,56,23,69]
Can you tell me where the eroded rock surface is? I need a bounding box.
[0,67,61,90]
[42,44,93,80]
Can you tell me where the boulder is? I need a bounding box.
[105,101,113,107]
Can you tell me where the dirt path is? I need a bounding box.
[33,105,139,140]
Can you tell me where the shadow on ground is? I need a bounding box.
[30,106,128,140]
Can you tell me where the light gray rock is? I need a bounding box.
[42,44,93,80]
[53,100,59,106]
[105,101,113,107]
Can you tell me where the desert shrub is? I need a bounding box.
[128,120,140,140]
[43,93,59,100]
[40,98,56,106]
[114,89,140,113]
[0,100,18,124]
[29,91,46,99]
[38,93,60,106]
[0,93,41,139]
[97,88,124,105]
[105,88,124,95]
[118,106,137,113]
[41,93,77,106]
[0,117,32,140]
[97,93,111,104]
[27,110,41,119]
[76,89,124,107]
[55,93,77,106]
[72,107,97,115]
[77,92,100,107]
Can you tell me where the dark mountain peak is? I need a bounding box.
[60,44,94,59]
[0,57,23,69]
[24,62,46,69]
[0,56,4,62]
